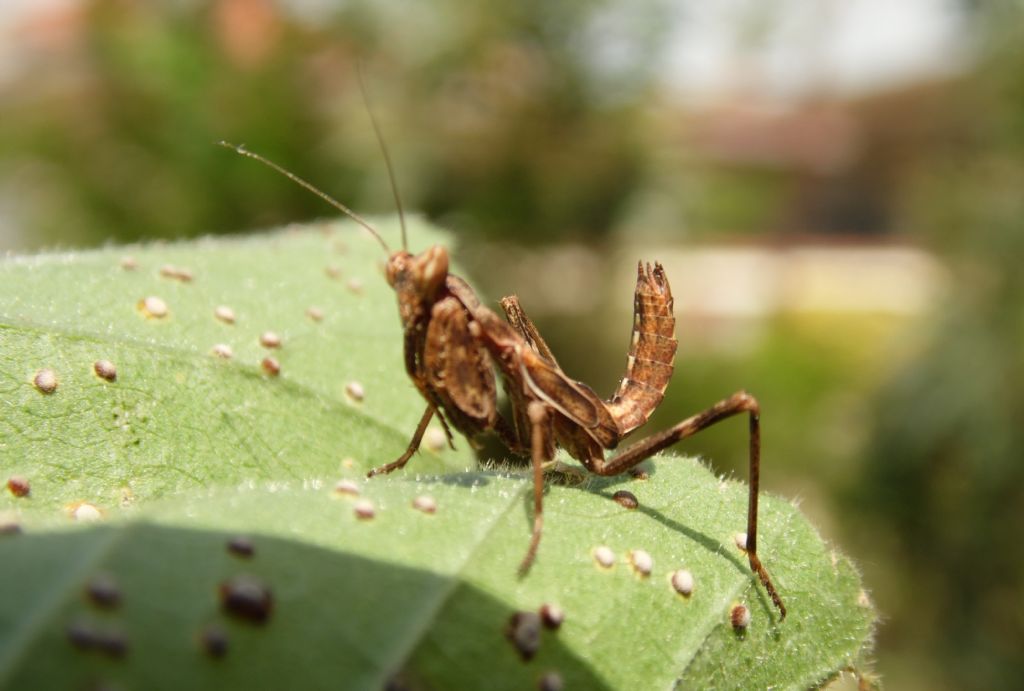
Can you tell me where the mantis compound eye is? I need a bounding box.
[385,251,413,287]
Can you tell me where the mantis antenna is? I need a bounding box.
[357,63,408,251]
[217,140,391,254]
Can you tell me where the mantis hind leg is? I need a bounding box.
[517,401,554,576]
[592,391,786,620]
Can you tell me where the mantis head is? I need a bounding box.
[386,245,450,324]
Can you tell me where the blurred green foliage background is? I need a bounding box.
[2,1,1022,688]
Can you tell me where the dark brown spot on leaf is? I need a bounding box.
[505,611,542,662]
[96,629,129,658]
[219,575,273,624]
[383,673,413,691]
[66,620,127,658]
[66,620,99,651]
[86,573,121,609]
[6,475,30,498]
[201,624,229,658]
[612,490,638,509]
[227,536,255,558]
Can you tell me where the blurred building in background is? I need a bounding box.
[2,1,1021,689]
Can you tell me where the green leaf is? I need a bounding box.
[0,218,462,511]
[0,223,876,689]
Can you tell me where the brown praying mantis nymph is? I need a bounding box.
[220,113,787,620]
